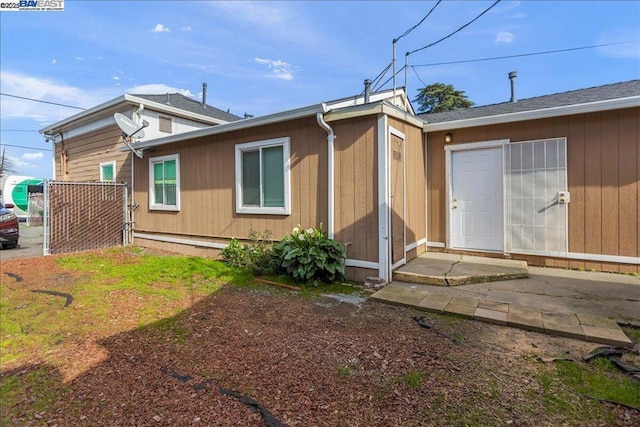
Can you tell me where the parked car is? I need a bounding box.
[0,202,19,249]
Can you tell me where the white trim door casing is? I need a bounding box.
[446,140,508,252]
[390,127,406,270]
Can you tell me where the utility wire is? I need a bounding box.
[411,41,638,67]
[395,0,442,42]
[377,65,407,92]
[0,143,52,152]
[369,62,393,92]
[409,0,501,55]
[0,92,85,110]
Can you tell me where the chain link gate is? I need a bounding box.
[43,181,129,255]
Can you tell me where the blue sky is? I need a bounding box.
[1,0,638,179]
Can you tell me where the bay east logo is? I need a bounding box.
[0,0,64,11]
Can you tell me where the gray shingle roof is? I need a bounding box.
[419,80,640,124]
[132,93,242,122]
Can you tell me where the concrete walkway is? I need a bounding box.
[371,262,640,348]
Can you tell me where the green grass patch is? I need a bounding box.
[555,358,640,408]
[0,365,63,416]
[1,247,251,367]
[391,369,424,388]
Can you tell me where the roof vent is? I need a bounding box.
[364,79,372,103]
[509,71,517,103]
[244,113,254,119]
[165,93,171,105]
[202,82,208,109]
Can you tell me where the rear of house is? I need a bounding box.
[423,80,640,273]
[127,94,425,282]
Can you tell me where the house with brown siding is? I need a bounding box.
[120,89,425,282]
[40,90,241,186]
[421,80,640,274]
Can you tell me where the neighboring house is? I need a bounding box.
[120,88,424,282]
[40,90,241,185]
[421,79,640,274]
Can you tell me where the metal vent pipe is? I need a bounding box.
[364,79,372,103]
[509,71,517,102]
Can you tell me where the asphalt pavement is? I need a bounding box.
[0,225,44,262]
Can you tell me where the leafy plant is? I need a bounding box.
[271,225,345,285]
[221,230,276,275]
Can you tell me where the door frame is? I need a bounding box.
[444,139,509,252]
[389,126,407,270]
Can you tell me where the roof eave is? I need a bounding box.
[422,96,640,132]
[119,102,327,152]
[40,94,230,135]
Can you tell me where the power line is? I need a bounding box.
[0,93,85,110]
[0,143,52,152]
[411,41,638,67]
[409,0,501,55]
[395,0,442,42]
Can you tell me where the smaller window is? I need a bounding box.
[235,138,290,215]
[100,161,116,182]
[149,154,180,211]
[159,116,172,134]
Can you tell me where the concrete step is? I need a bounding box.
[394,252,528,286]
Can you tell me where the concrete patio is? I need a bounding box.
[371,253,640,348]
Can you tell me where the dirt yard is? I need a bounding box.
[1,250,638,426]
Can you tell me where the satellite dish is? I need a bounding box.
[114,113,148,159]
[114,112,146,139]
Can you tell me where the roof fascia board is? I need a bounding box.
[124,95,228,126]
[325,101,424,127]
[120,103,326,152]
[40,94,228,135]
[423,96,640,132]
[40,95,127,134]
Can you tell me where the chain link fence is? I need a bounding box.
[44,181,128,255]
[26,193,44,227]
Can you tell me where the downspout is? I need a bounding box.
[316,107,335,239]
[127,104,145,245]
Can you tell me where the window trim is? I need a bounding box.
[149,154,181,211]
[99,160,116,182]
[235,137,291,215]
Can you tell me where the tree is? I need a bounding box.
[413,82,474,114]
[0,148,18,176]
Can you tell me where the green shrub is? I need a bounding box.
[272,225,346,285]
[221,230,276,275]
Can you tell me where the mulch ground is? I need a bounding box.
[1,254,638,426]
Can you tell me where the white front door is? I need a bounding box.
[450,148,503,251]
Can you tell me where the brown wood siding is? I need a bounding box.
[54,125,132,186]
[425,107,639,272]
[329,116,378,264]
[134,116,329,242]
[388,117,426,260]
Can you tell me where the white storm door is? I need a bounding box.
[450,148,503,251]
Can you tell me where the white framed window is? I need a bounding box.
[235,137,291,215]
[149,154,180,211]
[99,160,116,182]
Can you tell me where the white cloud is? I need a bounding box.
[0,70,116,124]
[112,76,120,80]
[255,58,294,81]
[182,26,192,32]
[495,31,515,44]
[152,23,170,33]
[51,59,56,64]
[126,83,194,97]
[21,152,44,160]
[75,56,85,61]
[6,155,31,168]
